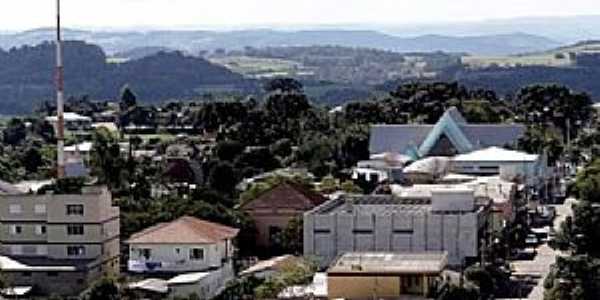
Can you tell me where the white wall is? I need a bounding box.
[128,240,232,273]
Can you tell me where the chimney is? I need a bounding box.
[55,0,65,178]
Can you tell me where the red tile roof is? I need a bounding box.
[126,216,239,244]
[241,183,327,211]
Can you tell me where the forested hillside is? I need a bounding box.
[0,41,253,114]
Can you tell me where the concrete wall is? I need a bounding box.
[431,190,474,212]
[304,209,481,266]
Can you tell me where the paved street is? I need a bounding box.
[508,198,576,300]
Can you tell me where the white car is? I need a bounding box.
[525,234,539,245]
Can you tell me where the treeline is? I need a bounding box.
[448,64,600,99]
[0,41,254,114]
[238,45,460,84]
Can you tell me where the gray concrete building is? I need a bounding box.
[304,190,490,267]
[0,186,120,296]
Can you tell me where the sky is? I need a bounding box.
[1,0,600,31]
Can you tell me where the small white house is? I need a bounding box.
[126,216,238,273]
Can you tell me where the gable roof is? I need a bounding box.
[126,216,239,244]
[369,107,525,158]
[369,125,434,155]
[241,183,327,211]
[461,125,526,148]
[418,108,474,156]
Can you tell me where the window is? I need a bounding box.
[35,225,46,235]
[189,248,204,261]
[47,271,58,277]
[21,272,31,277]
[137,248,152,260]
[175,248,181,255]
[67,224,84,235]
[67,246,86,256]
[9,204,22,214]
[34,204,46,214]
[66,204,84,216]
[9,225,22,235]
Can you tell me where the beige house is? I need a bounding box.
[327,252,448,299]
[126,216,238,273]
[0,186,120,296]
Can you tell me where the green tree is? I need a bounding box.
[21,144,43,173]
[515,85,593,142]
[263,78,304,94]
[88,277,120,300]
[340,180,362,194]
[280,217,303,255]
[544,255,600,300]
[573,159,600,202]
[465,266,494,297]
[3,118,27,146]
[208,161,237,196]
[120,85,137,111]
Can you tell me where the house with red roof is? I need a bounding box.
[240,183,326,251]
[126,216,239,273]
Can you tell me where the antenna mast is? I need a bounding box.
[56,0,65,178]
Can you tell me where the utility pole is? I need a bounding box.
[56,0,66,178]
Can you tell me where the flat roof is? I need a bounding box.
[326,195,433,214]
[453,146,539,162]
[128,278,169,294]
[240,255,296,276]
[328,252,448,275]
[167,272,210,285]
[0,256,79,272]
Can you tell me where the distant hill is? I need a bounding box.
[113,46,175,61]
[221,46,461,84]
[0,41,253,114]
[0,28,561,56]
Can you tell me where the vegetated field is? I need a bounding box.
[462,53,573,68]
[208,56,316,79]
[462,41,600,69]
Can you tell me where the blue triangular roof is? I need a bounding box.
[417,107,474,157]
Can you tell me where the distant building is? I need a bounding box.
[352,152,411,184]
[327,252,448,299]
[304,192,489,267]
[126,216,238,273]
[64,142,93,163]
[45,112,93,135]
[241,183,326,251]
[369,107,525,160]
[0,186,120,296]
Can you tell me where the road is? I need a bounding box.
[508,198,576,300]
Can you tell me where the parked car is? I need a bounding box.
[525,234,539,246]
